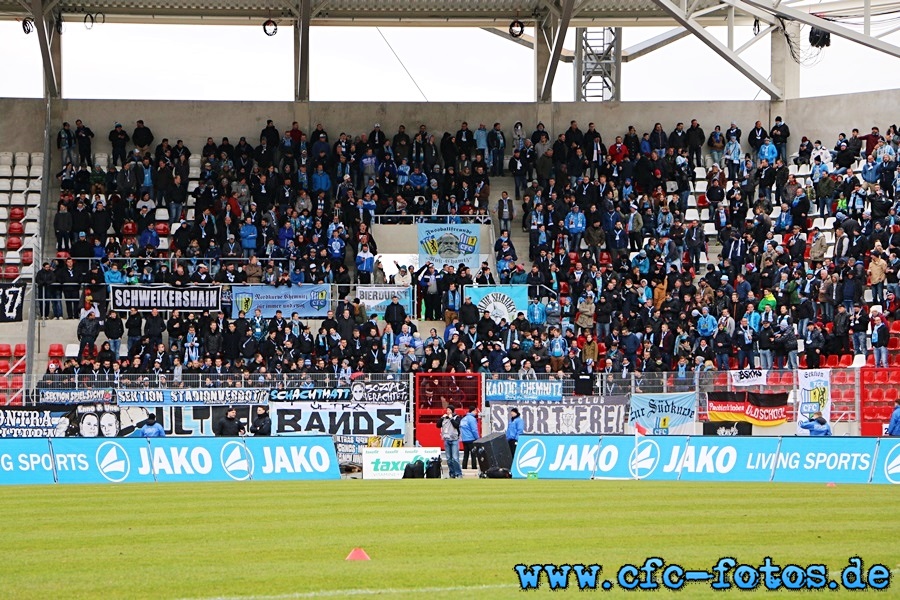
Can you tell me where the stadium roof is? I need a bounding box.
[1,0,731,25]
[4,0,900,102]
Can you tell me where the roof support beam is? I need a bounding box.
[480,27,575,62]
[295,0,310,101]
[30,0,60,98]
[651,0,782,99]
[539,0,576,102]
[621,27,690,61]
[737,0,900,59]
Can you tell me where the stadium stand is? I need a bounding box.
[0,114,894,418]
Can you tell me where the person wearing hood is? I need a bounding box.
[138,413,166,437]
[460,408,480,471]
[250,406,272,436]
[506,407,523,456]
[799,411,832,436]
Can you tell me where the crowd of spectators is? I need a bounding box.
[35,115,900,388]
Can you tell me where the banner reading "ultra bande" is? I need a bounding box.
[110,285,221,312]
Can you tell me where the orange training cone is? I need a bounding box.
[346,548,371,561]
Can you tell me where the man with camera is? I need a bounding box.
[437,405,463,479]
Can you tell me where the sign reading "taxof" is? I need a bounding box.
[362,447,441,479]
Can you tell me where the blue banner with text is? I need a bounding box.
[0,436,339,485]
[512,435,892,484]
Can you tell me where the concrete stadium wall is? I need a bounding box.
[787,89,900,150]
[0,91,890,165]
[0,98,770,159]
[0,98,46,154]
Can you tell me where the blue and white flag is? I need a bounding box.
[629,392,696,435]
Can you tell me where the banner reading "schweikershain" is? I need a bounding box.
[110,285,222,312]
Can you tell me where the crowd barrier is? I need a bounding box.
[0,435,340,485]
[511,435,900,485]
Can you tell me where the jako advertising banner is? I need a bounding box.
[511,435,897,484]
[230,284,330,319]
[362,447,441,479]
[417,223,480,271]
[0,435,339,485]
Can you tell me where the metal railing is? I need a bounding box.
[371,214,492,225]
[12,367,865,421]
[20,371,407,392]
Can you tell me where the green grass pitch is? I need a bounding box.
[0,480,895,599]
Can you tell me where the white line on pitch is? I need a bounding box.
[186,583,516,600]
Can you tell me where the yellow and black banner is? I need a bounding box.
[707,391,789,426]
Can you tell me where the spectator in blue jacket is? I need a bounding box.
[240,217,258,258]
[506,408,524,456]
[527,296,546,331]
[138,222,159,249]
[311,164,332,196]
[460,408,480,470]
[697,307,718,339]
[564,204,586,252]
[138,413,166,437]
[888,399,900,436]
[800,412,832,436]
[758,138,778,163]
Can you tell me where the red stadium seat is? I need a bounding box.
[122,221,138,235]
[8,207,24,222]
[824,354,838,368]
[891,320,900,333]
[0,360,9,373]
[11,361,25,374]
[21,249,32,266]
[866,354,875,366]
[10,376,22,391]
[886,388,900,402]
[799,355,807,369]
[13,344,25,359]
[839,354,854,367]
[155,222,170,236]
[6,237,21,251]
[889,338,900,350]
[3,266,18,280]
[48,344,64,358]
[56,251,70,260]
[8,222,23,236]
[866,388,884,402]
[0,345,10,359]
